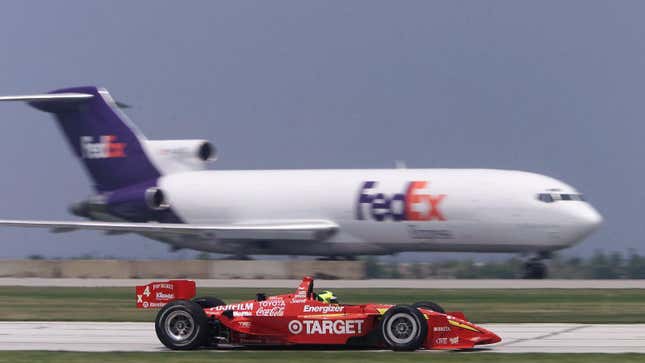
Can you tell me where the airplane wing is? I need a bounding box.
[0,219,338,241]
[0,93,94,102]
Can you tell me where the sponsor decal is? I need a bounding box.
[303,305,344,314]
[155,292,174,300]
[288,320,303,334]
[257,299,286,316]
[291,289,307,303]
[80,135,126,159]
[356,181,446,222]
[288,319,364,335]
[233,311,252,317]
[213,302,254,311]
[238,321,252,328]
[259,299,285,307]
[256,306,285,317]
[433,326,451,332]
[146,302,165,308]
[435,337,448,345]
[449,337,459,345]
[152,283,173,290]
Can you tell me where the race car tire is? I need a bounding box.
[155,300,210,350]
[380,305,428,351]
[192,296,225,309]
[412,301,445,314]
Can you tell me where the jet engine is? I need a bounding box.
[144,139,217,174]
[104,185,171,221]
[145,187,170,210]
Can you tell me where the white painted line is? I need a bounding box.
[0,322,644,353]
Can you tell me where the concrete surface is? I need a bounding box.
[0,322,643,353]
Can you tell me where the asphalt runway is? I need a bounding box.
[1,278,645,288]
[0,322,643,353]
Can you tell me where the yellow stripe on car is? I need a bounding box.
[448,320,480,332]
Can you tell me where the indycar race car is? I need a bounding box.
[136,276,501,351]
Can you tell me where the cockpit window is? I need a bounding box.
[537,193,584,203]
[538,193,554,203]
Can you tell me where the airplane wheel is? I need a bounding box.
[155,300,209,350]
[412,301,445,314]
[380,305,428,351]
[192,296,225,309]
[523,260,547,279]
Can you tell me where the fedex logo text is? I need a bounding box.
[80,135,126,159]
[356,181,446,221]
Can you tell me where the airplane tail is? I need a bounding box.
[0,86,161,192]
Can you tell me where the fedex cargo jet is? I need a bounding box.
[0,87,602,278]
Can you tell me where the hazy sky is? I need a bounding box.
[0,1,642,259]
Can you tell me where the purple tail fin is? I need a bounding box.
[29,86,160,192]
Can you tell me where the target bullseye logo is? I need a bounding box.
[288,320,303,334]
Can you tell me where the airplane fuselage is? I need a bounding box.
[123,168,603,256]
[1,87,602,264]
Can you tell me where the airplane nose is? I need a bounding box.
[573,204,603,236]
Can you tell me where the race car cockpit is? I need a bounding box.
[297,276,339,304]
[315,290,338,304]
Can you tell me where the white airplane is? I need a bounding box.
[0,86,602,278]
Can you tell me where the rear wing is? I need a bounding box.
[135,280,196,309]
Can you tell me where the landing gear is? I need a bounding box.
[522,258,547,279]
[522,252,551,279]
[316,256,358,261]
[219,255,253,260]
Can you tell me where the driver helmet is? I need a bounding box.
[316,290,337,304]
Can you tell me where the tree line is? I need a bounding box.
[364,250,645,279]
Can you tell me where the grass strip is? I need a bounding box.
[1,287,644,323]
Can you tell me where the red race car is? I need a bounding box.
[136,276,501,351]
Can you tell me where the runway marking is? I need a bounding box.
[493,325,588,348]
[0,322,644,353]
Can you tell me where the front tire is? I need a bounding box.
[155,300,209,350]
[380,305,428,351]
[412,301,445,314]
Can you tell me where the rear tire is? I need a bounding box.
[412,301,445,314]
[192,296,225,309]
[155,300,209,350]
[379,305,428,351]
